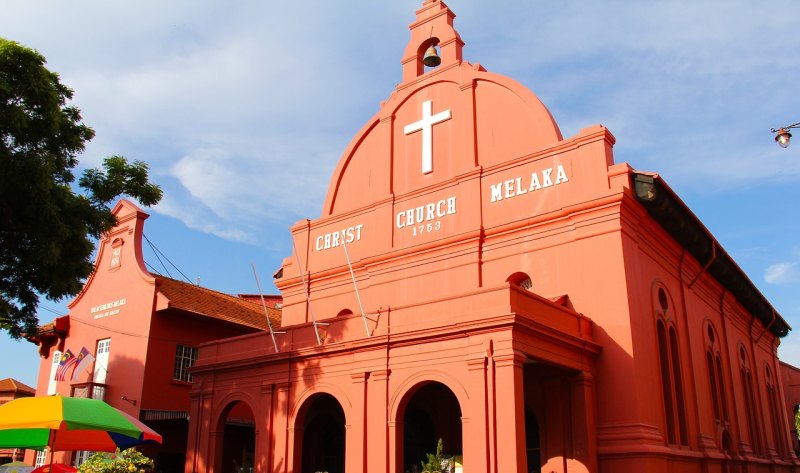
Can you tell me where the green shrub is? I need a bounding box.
[420,438,448,473]
[77,448,154,473]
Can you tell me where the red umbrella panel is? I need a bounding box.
[30,464,77,473]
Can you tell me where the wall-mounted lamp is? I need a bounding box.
[771,122,800,148]
[121,395,137,406]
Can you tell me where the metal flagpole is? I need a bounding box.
[291,239,325,345]
[251,263,284,352]
[341,237,371,337]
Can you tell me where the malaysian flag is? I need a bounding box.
[71,347,96,382]
[55,349,76,381]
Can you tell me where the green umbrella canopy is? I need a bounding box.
[0,396,161,451]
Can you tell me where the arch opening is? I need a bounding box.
[400,381,463,472]
[525,409,541,471]
[218,400,255,473]
[298,393,346,473]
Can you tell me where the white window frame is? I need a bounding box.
[93,339,111,384]
[47,350,61,395]
[74,450,95,466]
[35,449,47,467]
[173,345,198,383]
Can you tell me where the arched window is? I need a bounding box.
[336,308,353,318]
[739,345,763,456]
[507,272,533,291]
[765,365,788,459]
[655,286,688,446]
[705,323,729,426]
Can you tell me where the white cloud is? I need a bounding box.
[765,262,800,285]
[154,194,257,244]
[3,0,800,243]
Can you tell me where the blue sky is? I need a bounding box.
[2,1,799,388]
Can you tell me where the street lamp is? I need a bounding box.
[771,122,800,148]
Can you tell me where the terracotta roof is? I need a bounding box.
[0,378,35,395]
[155,277,281,330]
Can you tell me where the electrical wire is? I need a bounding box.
[142,233,193,284]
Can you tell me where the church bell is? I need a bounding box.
[423,44,441,67]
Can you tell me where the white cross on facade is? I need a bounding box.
[403,100,452,174]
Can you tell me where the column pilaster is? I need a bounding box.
[492,351,526,473]
[367,369,391,473]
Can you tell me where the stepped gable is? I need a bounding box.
[155,277,279,330]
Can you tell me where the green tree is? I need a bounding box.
[420,438,448,473]
[0,38,162,337]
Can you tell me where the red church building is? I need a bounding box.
[183,2,799,472]
[26,200,276,470]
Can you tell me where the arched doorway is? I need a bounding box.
[218,400,255,473]
[298,393,346,473]
[525,410,541,473]
[400,382,463,472]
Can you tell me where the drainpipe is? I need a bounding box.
[688,242,716,289]
[754,309,777,344]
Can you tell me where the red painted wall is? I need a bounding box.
[185,2,799,473]
[27,201,263,469]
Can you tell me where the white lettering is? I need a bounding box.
[529,173,541,191]
[395,196,457,236]
[555,164,569,184]
[90,298,126,318]
[436,200,446,217]
[504,179,515,199]
[490,183,503,202]
[542,168,553,187]
[515,177,527,196]
[488,164,570,205]
[315,224,366,252]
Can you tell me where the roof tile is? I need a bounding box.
[0,378,35,395]
[155,277,281,330]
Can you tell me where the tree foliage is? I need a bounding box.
[0,38,162,337]
[796,407,800,440]
[77,448,154,473]
[420,438,449,473]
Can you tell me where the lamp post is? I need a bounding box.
[771,122,800,148]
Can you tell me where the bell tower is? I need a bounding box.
[401,0,464,83]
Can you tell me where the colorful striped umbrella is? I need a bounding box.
[0,397,161,452]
